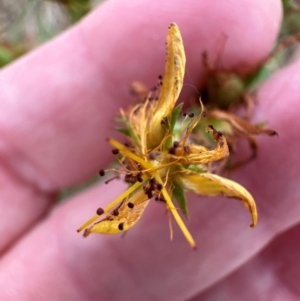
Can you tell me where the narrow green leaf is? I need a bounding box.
[170,102,183,133]
[165,102,183,148]
[172,182,189,218]
[115,127,131,137]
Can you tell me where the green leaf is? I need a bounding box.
[187,165,207,173]
[115,127,131,137]
[165,103,183,148]
[172,182,189,218]
[170,102,183,133]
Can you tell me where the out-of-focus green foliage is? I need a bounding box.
[0,0,104,67]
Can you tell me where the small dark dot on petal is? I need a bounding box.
[127,202,134,209]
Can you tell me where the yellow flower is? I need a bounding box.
[77,23,257,249]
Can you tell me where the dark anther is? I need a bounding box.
[269,131,278,136]
[118,223,124,231]
[149,97,154,101]
[99,169,105,176]
[112,148,119,155]
[149,152,156,160]
[127,202,134,209]
[96,207,104,215]
[136,172,143,182]
[113,209,119,216]
[125,173,136,183]
[189,113,195,118]
[173,141,180,148]
[183,112,188,117]
[151,86,158,91]
[124,142,131,147]
[147,191,153,199]
[149,178,156,184]
[157,183,163,190]
[158,74,163,80]
[202,111,207,117]
[168,147,176,155]
[159,196,166,202]
[150,182,157,190]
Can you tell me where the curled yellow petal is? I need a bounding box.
[148,23,186,148]
[176,170,257,227]
[84,188,149,236]
[168,125,229,165]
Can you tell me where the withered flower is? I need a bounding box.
[77,23,258,249]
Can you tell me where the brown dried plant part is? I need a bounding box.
[208,110,277,169]
[130,81,149,103]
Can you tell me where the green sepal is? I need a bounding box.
[165,102,183,148]
[172,182,189,218]
[170,103,183,133]
[187,165,207,173]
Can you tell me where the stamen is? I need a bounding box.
[155,174,197,249]
[109,139,152,169]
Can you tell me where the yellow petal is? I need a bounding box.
[177,170,258,227]
[84,188,149,236]
[169,125,229,165]
[148,23,186,148]
[187,126,229,164]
